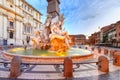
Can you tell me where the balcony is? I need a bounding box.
[7,26,15,32]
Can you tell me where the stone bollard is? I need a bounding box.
[64,57,73,78]
[97,56,109,73]
[110,50,117,58]
[104,49,108,55]
[10,56,22,78]
[98,48,101,53]
[0,46,3,50]
[101,48,108,55]
[91,47,94,51]
[113,52,120,66]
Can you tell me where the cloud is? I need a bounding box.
[60,0,120,36]
[26,0,120,36]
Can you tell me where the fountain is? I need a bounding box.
[3,14,93,63]
[3,0,93,63]
[29,13,71,53]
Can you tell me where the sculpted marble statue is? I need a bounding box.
[43,14,52,41]
[31,31,41,49]
[49,15,71,52]
[31,14,71,52]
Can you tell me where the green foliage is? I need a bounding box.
[102,33,108,43]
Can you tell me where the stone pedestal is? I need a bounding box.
[98,56,109,73]
[104,49,108,55]
[113,52,120,66]
[101,48,108,55]
[64,57,73,78]
[94,48,98,54]
[0,46,3,50]
[98,48,101,53]
[110,50,117,58]
[91,47,94,51]
[10,56,22,78]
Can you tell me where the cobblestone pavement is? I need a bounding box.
[0,62,119,80]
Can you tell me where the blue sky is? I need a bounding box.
[26,0,120,37]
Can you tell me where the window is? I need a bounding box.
[9,21,14,29]
[26,6,28,11]
[25,5,26,10]
[23,23,33,34]
[31,9,32,13]
[10,5,13,8]
[9,32,14,39]
[10,22,13,26]
[28,7,30,12]
[26,26,30,33]
[24,26,32,34]
[36,22,38,27]
[22,4,24,8]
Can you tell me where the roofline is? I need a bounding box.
[23,0,42,15]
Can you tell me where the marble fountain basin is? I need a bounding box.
[3,47,93,63]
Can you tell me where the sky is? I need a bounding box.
[26,0,120,37]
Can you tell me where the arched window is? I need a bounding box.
[23,23,32,34]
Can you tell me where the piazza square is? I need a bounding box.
[0,0,120,80]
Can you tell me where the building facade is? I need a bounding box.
[88,33,96,45]
[70,34,86,45]
[101,24,116,43]
[115,21,120,47]
[89,21,120,47]
[69,35,75,45]
[0,0,42,45]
